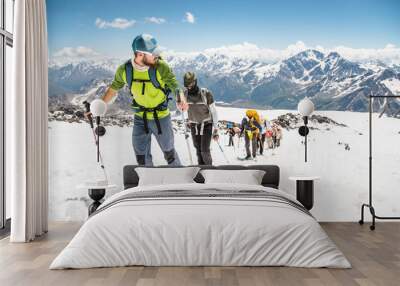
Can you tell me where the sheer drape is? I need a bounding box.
[9,0,48,242]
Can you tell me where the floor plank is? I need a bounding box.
[0,222,399,286]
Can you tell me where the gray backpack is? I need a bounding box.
[185,88,213,135]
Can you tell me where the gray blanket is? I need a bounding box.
[91,188,313,218]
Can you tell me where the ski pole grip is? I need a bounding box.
[83,101,94,128]
[83,101,90,112]
[176,88,182,104]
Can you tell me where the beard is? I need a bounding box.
[143,55,157,68]
[188,84,199,96]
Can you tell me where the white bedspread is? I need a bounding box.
[50,183,350,269]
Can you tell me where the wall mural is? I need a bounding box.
[47,0,400,222]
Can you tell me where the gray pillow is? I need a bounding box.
[200,169,266,185]
[136,167,200,186]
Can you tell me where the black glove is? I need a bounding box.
[212,129,219,140]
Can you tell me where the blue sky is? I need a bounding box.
[47,0,400,60]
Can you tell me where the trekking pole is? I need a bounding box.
[236,135,247,159]
[216,140,230,164]
[83,101,109,182]
[176,92,194,165]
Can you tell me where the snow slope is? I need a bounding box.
[48,107,400,222]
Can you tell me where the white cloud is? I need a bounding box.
[95,17,136,29]
[165,41,400,65]
[50,46,103,65]
[145,17,166,24]
[50,42,400,67]
[333,44,400,65]
[53,46,100,58]
[184,12,195,24]
[178,41,310,63]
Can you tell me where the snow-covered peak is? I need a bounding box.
[49,58,123,75]
[49,48,400,115]
[326,51,340,59]
[295,49,325,62]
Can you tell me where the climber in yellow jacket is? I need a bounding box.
[239,109,262,160]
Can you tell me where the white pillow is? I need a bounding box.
[136,167,200,186]
[200,169,266,185]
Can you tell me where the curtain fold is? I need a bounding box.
[9,0,48,242]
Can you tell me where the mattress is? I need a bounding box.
[50,183,350,269]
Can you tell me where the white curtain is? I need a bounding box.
[9,0,48,242]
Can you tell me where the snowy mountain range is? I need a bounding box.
[48,49,400,115]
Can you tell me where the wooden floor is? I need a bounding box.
[0,222,399,286]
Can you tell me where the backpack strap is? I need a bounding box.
[149,66,172,101]
[200,87,212,115]
[125,60,134,96]
[200,88,213,135]
[148,67,166,94]
[200,88,208,103]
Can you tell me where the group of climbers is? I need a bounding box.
[85,33,283,165]
[225,110,283,160]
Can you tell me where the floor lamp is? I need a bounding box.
[298,97,315,162]
[90,99,107,164]
[83,99,110,215]
[359,95,400,230]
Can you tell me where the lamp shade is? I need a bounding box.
[90,99,107,117]
[298,97,314,117]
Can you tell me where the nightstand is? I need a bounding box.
[77,184,117,216]
[288,176,320,210]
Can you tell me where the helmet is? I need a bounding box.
[246,109,257,118]
[132,34,160,55]
[246,109,261,123]
[184,71,197,87]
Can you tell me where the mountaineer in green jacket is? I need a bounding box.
[86,34,186,166]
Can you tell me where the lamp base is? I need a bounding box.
[88,188,106,216]
[95,126,106,136]
[298,126,309,136]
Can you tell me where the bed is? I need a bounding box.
[50,165,350,269]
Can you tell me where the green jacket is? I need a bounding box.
[110,59,179,119]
